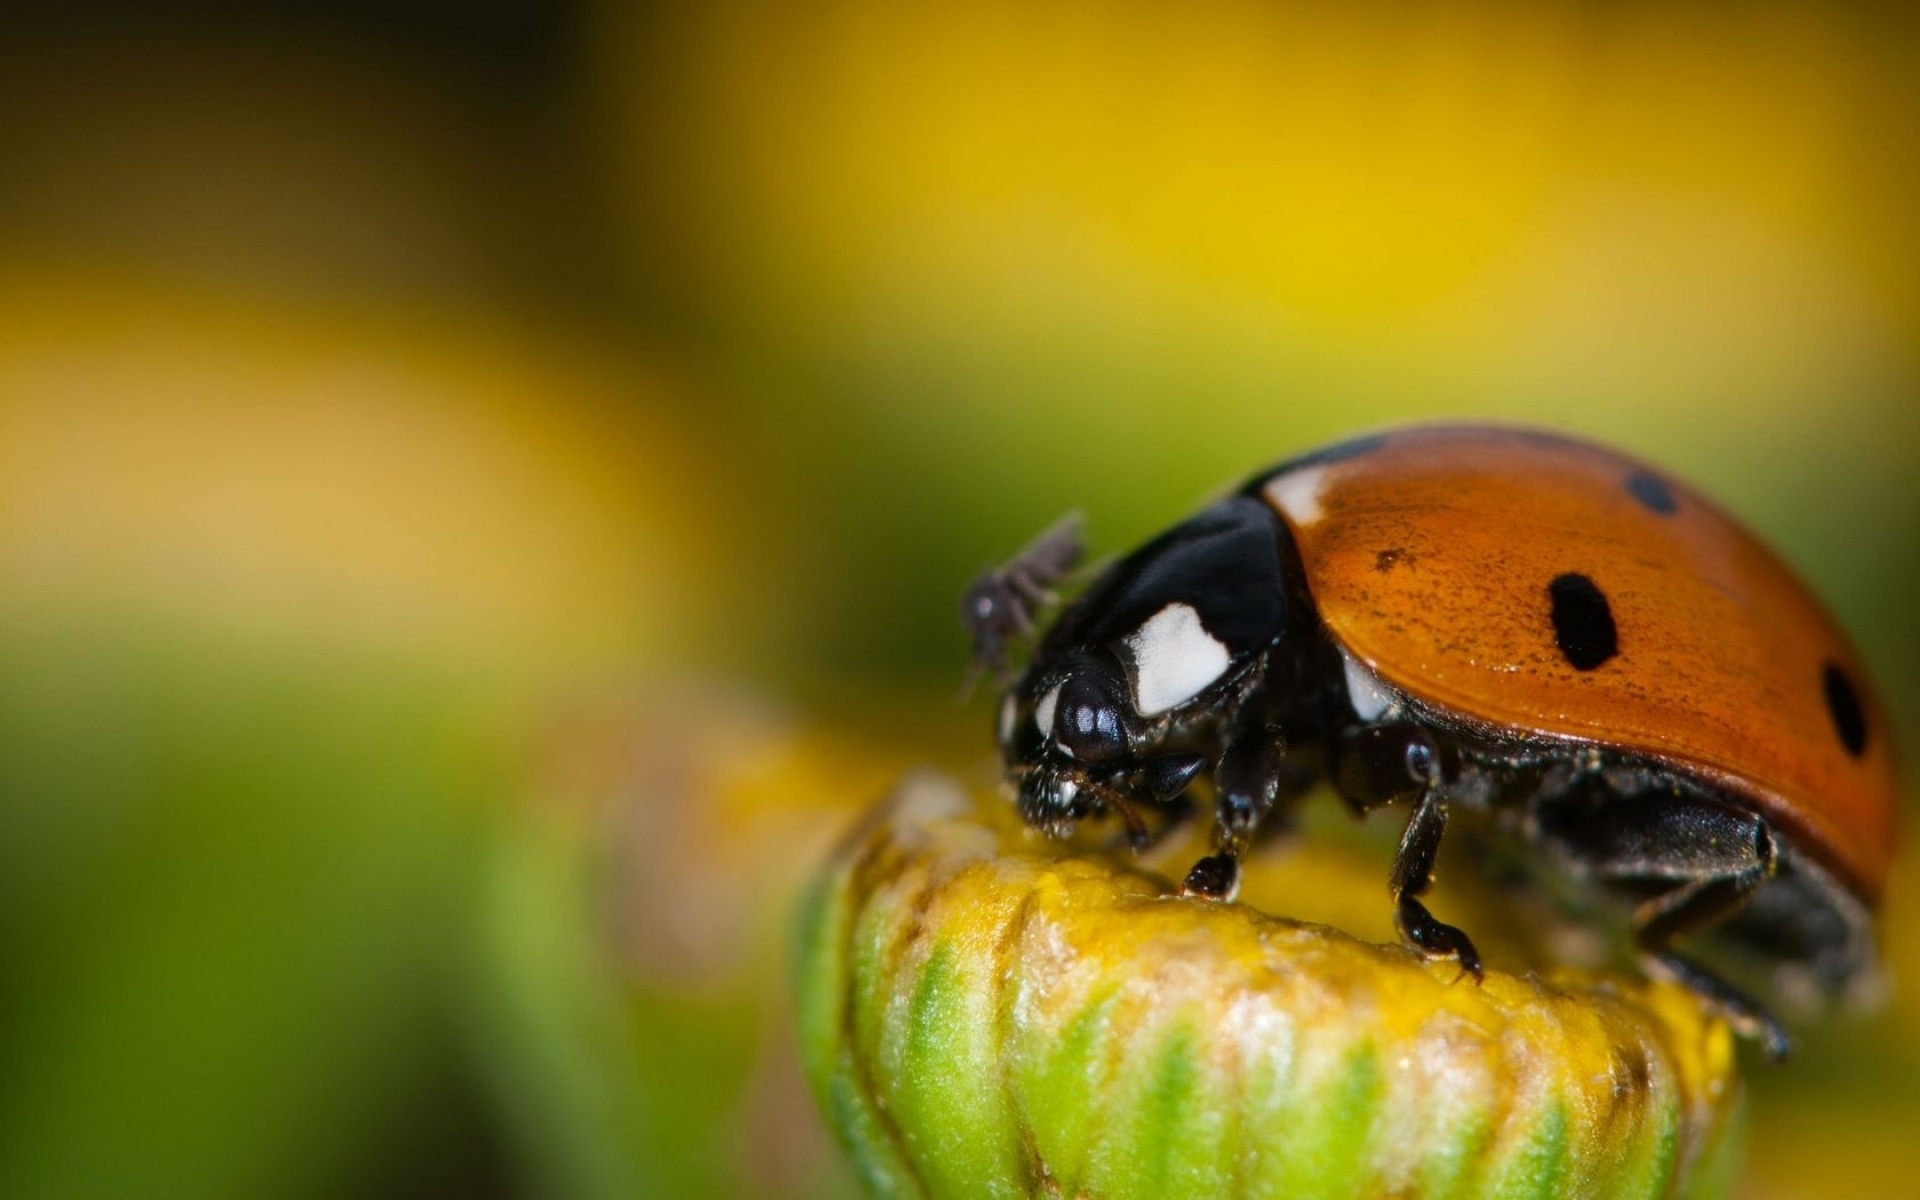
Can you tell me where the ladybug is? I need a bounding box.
[970,424,1896,1058]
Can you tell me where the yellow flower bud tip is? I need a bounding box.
[797,775,1745,1199]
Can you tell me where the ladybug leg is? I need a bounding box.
[1093,783,1153,850]
[1101,788,1195,855]
[1643,946,1790,1063]
[1181,852,1242,901]
[1391,791,1483,980]
[1534,789,1788,1058]
[1332,724,1483,980]
[1634,867,1790,1061]
[1181,706,1289,902]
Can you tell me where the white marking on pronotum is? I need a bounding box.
[1032,683,1063,740]
[1124,602,1231,716]
[1340,647,1396,721]
[1264,464,1331,526]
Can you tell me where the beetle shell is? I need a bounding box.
[1250,426,1897,903]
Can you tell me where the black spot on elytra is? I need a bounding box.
[1375,547,1411,573]
[1548,573,1618,670]
[1823,662,1868,757]
[1624,470,1678,515]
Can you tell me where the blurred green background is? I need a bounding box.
[1,2,1917,1197]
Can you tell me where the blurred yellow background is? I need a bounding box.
[1,3,1916,1197]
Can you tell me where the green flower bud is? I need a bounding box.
[797,775,1745,1199]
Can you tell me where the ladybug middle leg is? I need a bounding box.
[1331,723,1484,980]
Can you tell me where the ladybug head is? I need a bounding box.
[1000,653,1206,835]
[988,495,1291,837]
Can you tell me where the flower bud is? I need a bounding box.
[797,774,1744,1198]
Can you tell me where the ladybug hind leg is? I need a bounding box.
[1332,723,1484,981]
[1634,846,1789,1061]
[1534,788,1789,1060]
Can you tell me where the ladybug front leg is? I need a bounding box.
[1332,724,1484,980]
[1180,706,1290,903]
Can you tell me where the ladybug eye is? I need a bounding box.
[1054,674,1127,763]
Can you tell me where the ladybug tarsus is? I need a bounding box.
[1398,893,1485,982]
[1647,950,1792,1063]
[1180,853,1241,902]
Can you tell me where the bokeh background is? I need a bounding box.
[2,2,1917,1197]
